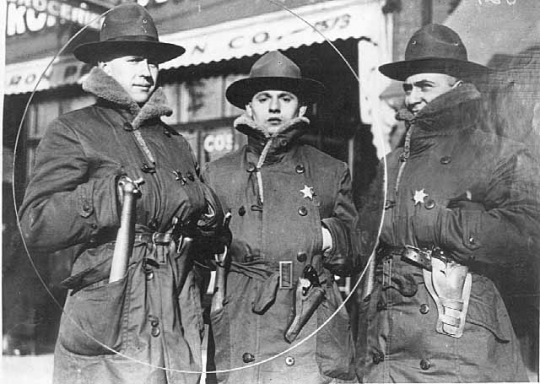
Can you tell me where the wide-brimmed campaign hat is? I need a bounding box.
[74,3,185,64]
[226,51,325,109]
[379,24,489,81]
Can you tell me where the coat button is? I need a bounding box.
[285,356,295,366]
[420,359,431,370]
[469,236,476,245]
[91,224,98,230]
[141,163,155,173]
[187,171,195,181]
[238,206,246,216]
[277,138,289,147]
[440,156,452,165]
[297,252,307,262]
[242,352,255,363]
[150,318,159,327]
[145,271,154,281]
[151,327,160,337]
[148,219,159,231]
[298,207,308,216]
[295,164,305,174]
[376,300,387,311]
[82,204,91,212]
[419,304,429,314]
[247,163,256,173]
[372,352,384,364]
[425,199,436,209]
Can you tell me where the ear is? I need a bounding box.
[99,61,112,76]
[246,104,253,118]
[298,105,307,117]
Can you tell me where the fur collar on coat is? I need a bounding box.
[396,83,481,135]
[234,113,310,166]
[82,67,172,130]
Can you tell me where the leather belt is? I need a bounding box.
[135,232,173,245]
[379,244,452,271]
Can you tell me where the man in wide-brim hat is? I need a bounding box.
[355,23,539,382]
[19,3,226,384]
[202,50,359,383]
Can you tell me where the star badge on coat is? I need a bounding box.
[413,189,428,205]
[300,185,315,200]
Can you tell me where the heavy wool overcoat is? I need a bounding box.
[19,67,206,384]
[356,84,540,382]
[203,115,358,384]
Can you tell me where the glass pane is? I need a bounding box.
[161,83,181,125]
[32,100,60,139]
[200,126,237,165]
[181,77,223,122]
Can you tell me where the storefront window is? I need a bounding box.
[161,83,181,125]
[201,126,246,164]
[180,77,224,122]
[27,100,60,140]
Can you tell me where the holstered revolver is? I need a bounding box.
[284,265,326,343]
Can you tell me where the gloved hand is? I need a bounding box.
[194,183,231,255]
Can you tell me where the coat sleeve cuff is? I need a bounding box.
[321,217,353,276]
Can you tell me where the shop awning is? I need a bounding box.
[161,0,382,69]
[5,0,383,95]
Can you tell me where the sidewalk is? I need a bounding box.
[1,324,211,384]
[2,354,54,384]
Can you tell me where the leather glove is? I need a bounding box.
[194,183,231,255]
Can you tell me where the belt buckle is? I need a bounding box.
[279,261,293,289]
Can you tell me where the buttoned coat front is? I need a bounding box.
[203,116,358,383]
[19,68,206,384]
[356,84,540,382]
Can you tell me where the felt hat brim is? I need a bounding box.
[379,57,490,81]
[226,76,325,110]
[74,40,186,64]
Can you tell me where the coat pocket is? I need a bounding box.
[315,283,356,380]
[58,276,128,356]
[466,275,512,342]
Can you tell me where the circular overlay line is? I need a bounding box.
[12,0,388,375]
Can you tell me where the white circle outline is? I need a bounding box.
[11,0,389,375]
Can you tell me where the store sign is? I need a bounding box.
[161,0,383,69]
[5,0,385,94]
[203,132,234,153]
[5,56,93,94]
[6,0,101,36]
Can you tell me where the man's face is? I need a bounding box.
[403,73,458,114]
[99,52,159,104]
[246,90,306,134]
